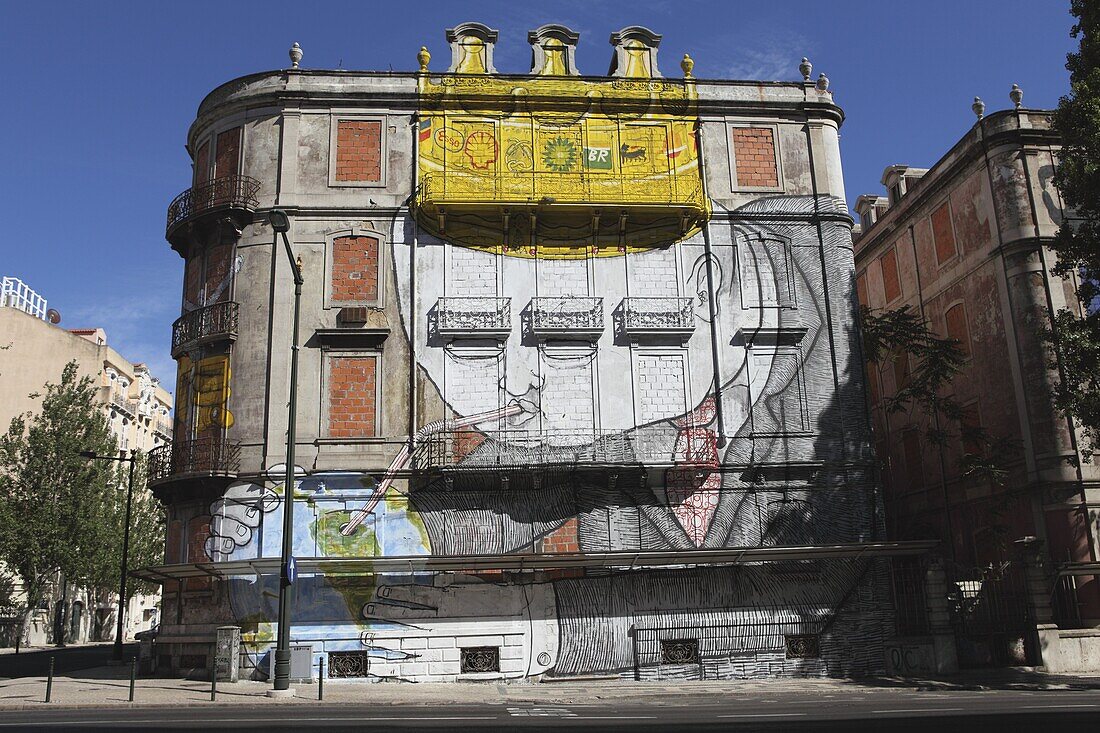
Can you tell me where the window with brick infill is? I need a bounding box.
[332,118,384,185]
[325,355,379,438]
[331,235,380,304]
[730,126,781,190]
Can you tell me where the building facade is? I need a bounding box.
[853,106,1100,631]
[144,23,931,682]
[0,290,172,645]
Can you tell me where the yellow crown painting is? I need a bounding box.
[414,24,709,259]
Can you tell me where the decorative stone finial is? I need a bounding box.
[1010,83,1024,109]
[681,53,694,78]
[799,57,812,81]
[289,42,303,69]
[417,46,431,72]
[972,96,986,119]
[815,72,829,92]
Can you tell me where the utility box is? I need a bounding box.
[268,644,314,683]
[214,626,241,682]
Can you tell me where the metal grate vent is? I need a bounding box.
[785,634,820,659]
[660,638,700,665]
[460,646,500,673]
[328,651,370,678]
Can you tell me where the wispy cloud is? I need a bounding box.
[67,289,178,391]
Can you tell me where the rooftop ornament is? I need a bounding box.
[681,53,694,78]
[289,42,303,69]
[418,46,431,72]
[799,57,812,81]
[1010,83,1024,109]
[972,96,986,119]
[815,72,829,92]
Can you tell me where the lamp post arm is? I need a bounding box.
[280,232,303,286]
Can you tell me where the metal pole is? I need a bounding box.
[318,656,324,701]
[210,643,217,701]
[114,453,136,662]
[273,232,303,693]
[45,657,54,703]
[129,656,136,702]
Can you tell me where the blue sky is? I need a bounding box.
[0,1,1076,392]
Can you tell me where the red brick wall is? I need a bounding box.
[879,248,902,303]
[328,356,378,437]
[335,120,382,182]
[183,254,203,306]
[732,127,779,188]
[931,201,957,264]
[204,242,234,304]
[538,518,579,553]
[331,236,379,302]
[184,516,211,591]
[214,127,241,178]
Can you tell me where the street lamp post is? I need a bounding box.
[268,208,303,695]
[79,449,137,662]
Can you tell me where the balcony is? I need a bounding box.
[147,436,241,494]
[620,297,696,339]
[529,297,603,340]
[165,174,261,250]
[171,301,240,358]
[435,297,511,340]
[108,392,137,416]
[415,171,707,250]
[413,429,641,473]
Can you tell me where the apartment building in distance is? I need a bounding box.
[0,278,172,645]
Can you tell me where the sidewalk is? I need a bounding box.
[2,666,1099,710]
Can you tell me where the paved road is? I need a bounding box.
[2,689,1099,731]
[0,645,138,679]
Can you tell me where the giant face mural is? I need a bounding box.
[203,33,885,681]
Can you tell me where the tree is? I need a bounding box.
[1050,0,1100,458]
[861,305,1016,547]
[0,361,161,646]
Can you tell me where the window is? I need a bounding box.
[856,273,869,307]
[460,646,500,673]
[893,351,911,391]
[325,355,379,438]
[902,428,923,491]
[739,238,793,308]
[959,402,983,458]
[879,248,901,303]
[889,183,902,205]
[866,363,880,406]
[331,236,380,304]
[729,125,781,190]
[944,302,970,358]
[214,127,241,178]
[931,201,958,264]
[330,116,386,186]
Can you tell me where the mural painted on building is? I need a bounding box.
[162,24,889,685]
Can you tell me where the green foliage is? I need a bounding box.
[0,361,165,642]
[861,305,1013,489]
[1050,0,1100,456]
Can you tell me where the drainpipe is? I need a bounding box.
[693,120,727,446]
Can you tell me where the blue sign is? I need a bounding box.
[286,556,297,585]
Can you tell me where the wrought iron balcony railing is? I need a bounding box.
[171,301,240,358]
[413,428,641,472]
[530,297,603,339]
[147,435,241,486]
[435,297,511,339]
[621,297,696,337]
[165,174,261,241]
[109,392,136,416]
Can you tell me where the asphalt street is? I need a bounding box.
[1,688,1099,731]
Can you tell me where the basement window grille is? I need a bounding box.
[785,634,820,659]
[660,638,700,665]
[328,651,370,678]
[460,646,500,673]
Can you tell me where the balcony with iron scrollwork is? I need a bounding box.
[146,435,241,496]
[171,301,240,358]
[620,297,696,340]
[435,297,511,340]
[529,297,603,340]
[165,174,261,250]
